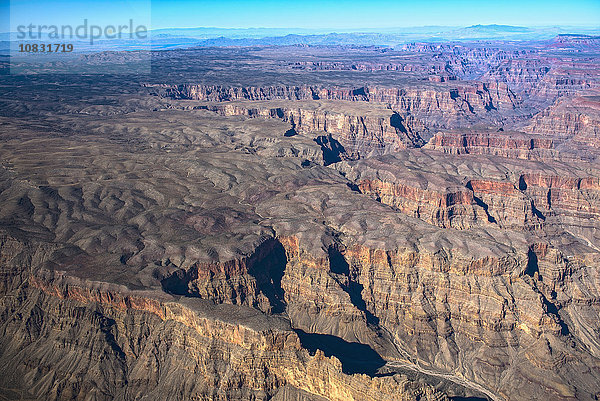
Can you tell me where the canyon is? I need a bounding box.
[1,35,600,401]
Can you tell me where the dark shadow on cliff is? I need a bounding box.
[96,313,127,362]
[352,87,368,98]
[531,201,546,221]
[328,247,379,326]
[314,134,346,165]
[523,249,569,336]
[284,127,297,137]
[295,329,385,376]
[390,112,409,135]
[248,239,288,314]
[161,239,288,314]
[466,181,497,224]
[518,175,527,190]
[390,112,425,147]
[542,295,570,336]
[473,195,497,223]
[525,246,539,278]
[160,267,196,295]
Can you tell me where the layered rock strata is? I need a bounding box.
[0,243,447,401]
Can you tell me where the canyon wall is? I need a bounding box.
[0,233,447,401]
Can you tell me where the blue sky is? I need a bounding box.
[149,0,600,29]
[2,0,600,31]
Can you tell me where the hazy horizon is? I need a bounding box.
[2,0,600,33]
[150,23,600,31]
[3,24,600,37]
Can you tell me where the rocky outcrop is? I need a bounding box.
[197,100,423,154]
[550,34,600,48]
[517,172,600,228]
[265,230,600,401]
[158,237,286,312]
[355,178,482,229]
[399,44,529,79]
[366,82,520,118]
[285,60,450,74]
[482,59,551,93]
[336,151,600,234]
[215,83,517,117]
[523,59,600,99]
[424,129,556,160]
[335,241,600,401]
[149,82,522,132]
[525,95,600,149]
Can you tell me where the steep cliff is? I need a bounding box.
[525,95,600,149]
[150,82,522,135]
[0,239,447,401]
[335,150,600,235]
[196,100,422,155]
[423,129,556,160]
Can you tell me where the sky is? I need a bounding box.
[1,0,600,32]
[148,0,600,29]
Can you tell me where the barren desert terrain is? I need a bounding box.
[1,34,600,400]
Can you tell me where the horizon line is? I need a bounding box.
[150,23,600,31]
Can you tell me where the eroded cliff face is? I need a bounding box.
[482,59,552,94]
[170,224,600,401]
[525,95,600,149]
[423,130,556,160]
[151,82,521,135]
[532,64,600,99]
[197,100,421,155]
[0,234,447,401]
[336,152,600,235]
[330,242,600,401]
[144,80,600,163]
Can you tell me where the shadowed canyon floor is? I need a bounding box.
[1,36,600,400]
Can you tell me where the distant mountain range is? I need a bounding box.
[148,24,600,49]
[2,24,600,53]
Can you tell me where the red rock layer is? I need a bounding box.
[356,179,481,229]
[338,154,600,232]
[424,130,556,160]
